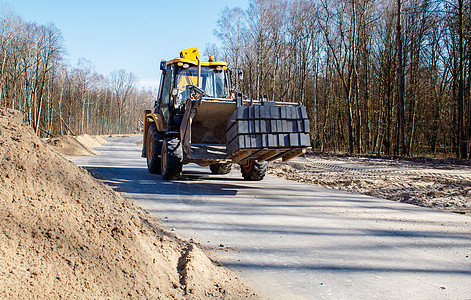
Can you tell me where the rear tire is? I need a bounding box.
[209,163,232,175]
[161,137,183,180]
[146,123,163,174]
[240,160,268,181]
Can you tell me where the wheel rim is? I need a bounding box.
[147,131,153,164]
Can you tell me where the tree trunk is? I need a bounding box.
[457,0,467,158]
[396,0,406,156]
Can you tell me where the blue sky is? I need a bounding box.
[2,0,247,89]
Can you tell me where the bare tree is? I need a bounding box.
[1,11,152,137]
[110,69,137,134]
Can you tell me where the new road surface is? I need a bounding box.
[73,136,471,299]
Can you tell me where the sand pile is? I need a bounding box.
[46,133,108,157]
[75,134,106,149]
[46,135,98,156]
[93,135,108,145]
[0,108,256,299]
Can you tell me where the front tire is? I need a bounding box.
[240,160,268,181]
[209,163,232,174]
[161,137,183,180]
[146,124,163,174]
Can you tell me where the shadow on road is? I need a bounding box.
[75,137,471,298]
[222,261,471,275]
[83,165,257,199]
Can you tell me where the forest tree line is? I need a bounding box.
[0,11,153,137]
[213,0,471,158]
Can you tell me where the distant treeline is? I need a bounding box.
[213,0,471,158]
[0,11,153,136]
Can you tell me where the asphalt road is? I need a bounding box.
[73,136,471,299]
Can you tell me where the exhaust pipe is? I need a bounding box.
[197,56,201,89]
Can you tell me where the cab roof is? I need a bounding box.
[166,47,227,68]
[166,58,227,68]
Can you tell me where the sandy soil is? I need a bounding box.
[0,108,257,299]
[268,153,471,215]
[45,135,98,156]
[75,134,106,149]
[45,134,124,157]
[93,135,108,145]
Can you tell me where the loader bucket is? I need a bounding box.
[180,97,310,165]
[190,100,236,144]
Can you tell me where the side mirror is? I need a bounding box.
[160,60,167,71]
[238,69,243,81]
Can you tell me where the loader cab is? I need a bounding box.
[155,62,173,127]
[174,65,229,104]
[156,58,230,131]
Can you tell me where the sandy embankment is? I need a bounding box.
[0,108,257,299]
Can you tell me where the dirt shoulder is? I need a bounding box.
[268,152,471,215]
[0,108,257,299]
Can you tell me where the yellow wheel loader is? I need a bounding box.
[142,47,310,180]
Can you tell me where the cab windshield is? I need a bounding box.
[175,66,227,105]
